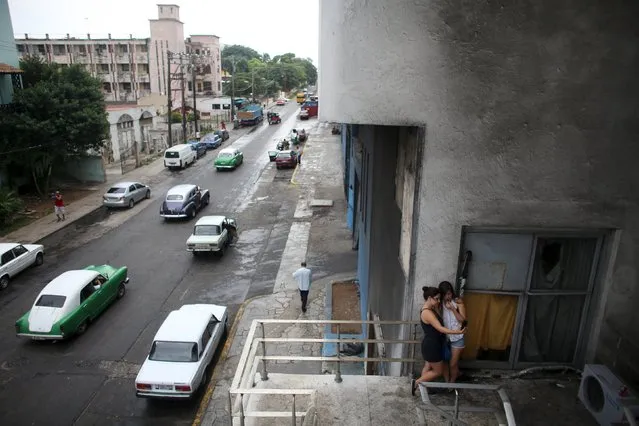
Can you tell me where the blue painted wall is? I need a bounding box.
[0,0,19,104]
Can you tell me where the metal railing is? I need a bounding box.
[228,319,517,425]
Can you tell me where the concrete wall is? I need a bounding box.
[321,0,639,382]
[0,0,18,104]
[62,157,106,183]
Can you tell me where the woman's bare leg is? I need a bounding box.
[415,361,444,386]
[449,348,463,382]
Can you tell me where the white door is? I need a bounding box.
[0,249,17,276]
[11,245,30,274]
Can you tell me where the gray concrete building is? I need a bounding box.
[321,0,639,386]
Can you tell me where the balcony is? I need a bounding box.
[230,319,518,426]
[136,74,150,83]
[114,53,130,63]
[135,53,148,62]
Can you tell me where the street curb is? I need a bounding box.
[191,294,264,426]
[290,144,307,186]
[33,205,105,245]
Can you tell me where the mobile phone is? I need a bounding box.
[461,320,468,329]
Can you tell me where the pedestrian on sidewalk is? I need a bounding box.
[53,191,66,222]
[293,261,312,313]
[297,147,302,166]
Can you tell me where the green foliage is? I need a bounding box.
[0,56,109,195]
[0,189,24,227]
[171,111,183,123]
[222,46,318,95]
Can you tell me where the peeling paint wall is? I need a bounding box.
[320,0,639,382]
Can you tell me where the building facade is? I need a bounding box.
[321,0,639,387]
[14,4,222,103]
[0,0,22,105]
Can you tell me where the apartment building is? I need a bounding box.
[14,4,222,103]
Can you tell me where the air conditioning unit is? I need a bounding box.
[579,364,639,425]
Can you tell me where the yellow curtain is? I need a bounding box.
[462,293,518,360]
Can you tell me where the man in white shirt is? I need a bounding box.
[292,261,312,313]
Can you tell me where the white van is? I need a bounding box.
[164,144,196,169]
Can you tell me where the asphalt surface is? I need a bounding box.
[0,102,305,426]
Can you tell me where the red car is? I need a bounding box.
[275,150,298,169]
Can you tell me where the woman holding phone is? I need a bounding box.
[439,281,467,384]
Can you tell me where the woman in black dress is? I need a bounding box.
[412,286,466,395]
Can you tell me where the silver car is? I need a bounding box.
[103,182,151,208]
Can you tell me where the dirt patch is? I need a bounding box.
[331,281,361,334]
[1,188,95,236]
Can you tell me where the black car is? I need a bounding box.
[159,184,210,220]
[215,129,229,141]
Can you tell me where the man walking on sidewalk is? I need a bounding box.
[53,191,66,222]
[293,261,312,313]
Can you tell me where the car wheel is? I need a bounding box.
[116,283,126,299]
[0,275,9,290]
[128,199,135,208]
[35,252,44,266]
[203,196,209,206]
[145,190,151,199]
[76,320,89,336]
[189,208,196,219]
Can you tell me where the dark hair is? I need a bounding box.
[301,261,307,267]
[422,286,440,301]
[438,281,456,298]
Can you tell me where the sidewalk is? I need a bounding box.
[0,125,254,245]
[197,121,357,425]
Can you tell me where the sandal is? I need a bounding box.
[411,379,417,396]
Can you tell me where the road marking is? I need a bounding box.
[191,295,261,426]
[289,144,306,186]
[179,288,189,301]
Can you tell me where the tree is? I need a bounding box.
[221,45,261,73]
[0,56,109,195]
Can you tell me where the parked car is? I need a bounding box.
[299,109,309,120]
[164,144,196,169]
[103,182,151,209]
[276,98,286,106]
[186,215,238,256]
[135,304,228,399]
[160,184,210,220]
[0,243,44,290]
[214,148,244,171]
[202,134,222,149]
[214,129,229,141]
[15,265,129,340]
[275,150,298,169]
[187,140,207,159]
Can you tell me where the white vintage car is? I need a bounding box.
[0,243,44,290]
[186,215,237,256]
[135,304,228,398]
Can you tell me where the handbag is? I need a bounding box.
[442,340,452,362]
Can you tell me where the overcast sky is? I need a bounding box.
[8,0,319,64]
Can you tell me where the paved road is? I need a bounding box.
[0,103,305,426]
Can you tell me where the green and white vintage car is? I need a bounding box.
[214,147,244,171]
[15,264,129,340]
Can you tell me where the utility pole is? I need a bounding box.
[180,54,187,142]
[192,62,199,135]
[231,57,236,124]
[251,69,255,103]
[167,49,173,147]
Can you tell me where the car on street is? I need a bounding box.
[103,182,151,209]
[275,150,299,169]
[201,133,222,150]
[164,144,196,169]
[276,98,286,106]
[186,215,238,256]
[15,265,129,340]
[135,304,228,399]
[160,184,210,219]
[214,129,229,141]
[0,243,44,290]
[214,147,244,171]
[187,140,207,159]
[299,109,309,120]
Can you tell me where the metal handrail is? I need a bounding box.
[227,318,516,426]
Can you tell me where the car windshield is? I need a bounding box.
[35,294,66,308]
[277,152,291,158]
[218,152,233,158]
[166,194,184,201]
[194,225,221,236]
[165,151,179,158]
[107,187,126,194]
[149,341,198,362]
